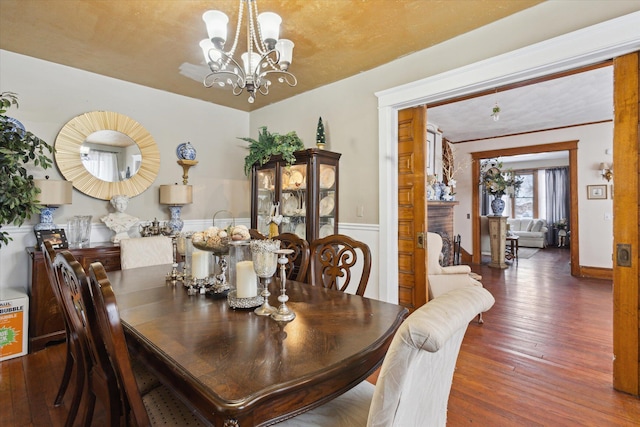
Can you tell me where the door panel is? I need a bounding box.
[397,106,428,311]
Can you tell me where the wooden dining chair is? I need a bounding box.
[41,242,79,421]
[119,235,174,270]
[308,234,372,296]
[87,261,207,426]
[249,228,268,240]
[273,232,310,282]
[53,250,122,426]
[275,286,495,427]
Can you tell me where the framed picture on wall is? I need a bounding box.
[34,228,68,250]
[587,184,607,200]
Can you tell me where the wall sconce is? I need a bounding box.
[160,183,193,233]
[34,177,73,231]
[599,162,613,182]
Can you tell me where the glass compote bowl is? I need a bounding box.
[250,239,280,316]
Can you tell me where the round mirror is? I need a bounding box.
[55,111,160,200]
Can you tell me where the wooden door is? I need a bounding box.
[397,106,428,312]
[612,52,639,395]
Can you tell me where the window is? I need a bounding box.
[513,171,535,218]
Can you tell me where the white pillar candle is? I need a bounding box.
[236,260,257,298]
[191,250,209,279]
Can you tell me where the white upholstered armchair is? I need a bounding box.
[427,232,484,323]
[275,286,495,427]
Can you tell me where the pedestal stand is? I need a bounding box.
[488,215,508,269]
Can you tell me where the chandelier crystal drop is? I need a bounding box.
[200,0,297,103]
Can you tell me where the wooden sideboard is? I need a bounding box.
[27,244,122,352]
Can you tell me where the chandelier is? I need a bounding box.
[199,0,297,103]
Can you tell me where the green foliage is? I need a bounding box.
[238,126,304,176]
[0,92,54,247]
[480,158,523,198]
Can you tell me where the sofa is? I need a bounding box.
[480,216,548,254]
[506,218,548,248]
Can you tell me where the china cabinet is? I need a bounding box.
[251,148,340,243]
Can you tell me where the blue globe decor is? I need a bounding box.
[176,142,197,160]
[490,195,505,216]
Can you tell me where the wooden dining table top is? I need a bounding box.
[107,265,408,427]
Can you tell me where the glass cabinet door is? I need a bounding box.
[280,163,307,240]
[256,167,276,236]
[251,149,341,243]
[318,163,336,238]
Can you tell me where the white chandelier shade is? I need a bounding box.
[200,0,297,103]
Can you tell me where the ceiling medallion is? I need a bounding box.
[199,0,297,104]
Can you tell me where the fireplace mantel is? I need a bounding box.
[428,201,459,266]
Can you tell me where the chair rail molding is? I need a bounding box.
[376,12,640,304]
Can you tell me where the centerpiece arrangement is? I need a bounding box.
[481,159,523,215]
[188,224,251,295]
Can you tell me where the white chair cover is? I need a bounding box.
[119,236,173,270]
[276,286,495,427]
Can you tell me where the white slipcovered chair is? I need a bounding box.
[275,286,495,427]
[427,232,484,323]
[119,235,174,270]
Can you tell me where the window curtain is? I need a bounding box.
[82,149,119,182]
[480,185,491,216]
[545,167,570,246]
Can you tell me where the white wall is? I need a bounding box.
[453,122,614,268]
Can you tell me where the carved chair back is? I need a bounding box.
[309,234,372,296]
[42,242,76,411]
[87,262,151,426]
[273,232,310,282]
[53,251,122,425]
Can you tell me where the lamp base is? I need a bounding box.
[34,207,58,231]
[167,205,184,234]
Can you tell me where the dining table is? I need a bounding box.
[106,264,408,427]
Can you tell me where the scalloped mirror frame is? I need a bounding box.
[55,111,160,200]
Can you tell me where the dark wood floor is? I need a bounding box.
[1,247,639,426]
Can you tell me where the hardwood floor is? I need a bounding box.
[1,246,638,426]
[448,247,639,426]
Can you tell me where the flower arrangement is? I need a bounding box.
[480,159,523,198]
[553,218,568,230]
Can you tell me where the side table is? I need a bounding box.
[505,235,519,262]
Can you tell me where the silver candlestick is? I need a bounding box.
[271,249,296,322]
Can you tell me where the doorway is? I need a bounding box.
[376,18,639,394]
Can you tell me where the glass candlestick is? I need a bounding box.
[271,249,296,322]
[251,239,280,316]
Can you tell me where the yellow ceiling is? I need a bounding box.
[0,0,542,112]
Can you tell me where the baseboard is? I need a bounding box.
[578,265,613,280]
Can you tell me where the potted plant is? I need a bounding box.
[0,92,54,246]
[239,126,304,176]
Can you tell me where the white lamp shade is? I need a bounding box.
[276,39,294,66]
[241,52,261,75]
[160,184,193,205]
[202,10,228,44]
[200,39,222,64]
[34,179,73,206]
[257,12,281,44]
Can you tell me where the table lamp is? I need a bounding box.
[34,178,73,231]
[159,183,193,233]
